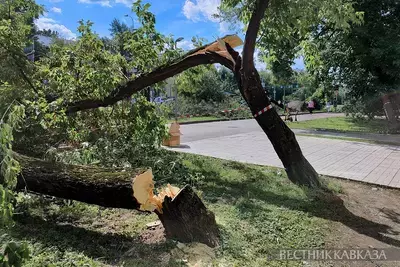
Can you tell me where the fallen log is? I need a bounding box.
[14,153,140,209]
[12,153,220,247]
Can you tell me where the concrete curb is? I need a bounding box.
[178,117,251,125]
[324,174,400,191]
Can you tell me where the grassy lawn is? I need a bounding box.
[4,151,400,266]
[2,152,341,267]
[288,116,395,134]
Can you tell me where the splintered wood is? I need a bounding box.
[132,169,180,213]
[193,34,243,64]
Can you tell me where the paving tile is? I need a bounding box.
[169,131,400,189]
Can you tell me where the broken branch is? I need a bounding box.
[66,35,243,114]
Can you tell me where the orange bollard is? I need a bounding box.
[163,122,182,147]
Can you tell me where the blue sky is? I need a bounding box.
[35,0,304,70]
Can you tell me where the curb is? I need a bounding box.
[324,174,400,191]
[178,117,251,125]
[304,128,400,135]
[295,133,400,146]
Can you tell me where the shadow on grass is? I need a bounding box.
[11,213,173,265]
[190,158,400,248]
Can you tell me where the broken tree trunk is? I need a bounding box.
[13,153,220,247]
[156,185,220,247]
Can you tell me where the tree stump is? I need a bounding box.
[157,185,220,247]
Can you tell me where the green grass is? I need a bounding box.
[3,152,346,266]
[296,133,400,146]
[288,117,394,134]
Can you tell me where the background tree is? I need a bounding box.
[303,0,400,118]
[176,66,227,102]
[0,0,42,111]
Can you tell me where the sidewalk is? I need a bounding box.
[170,131,400,189]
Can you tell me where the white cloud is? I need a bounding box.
[50,7,62,13]
[254,49,267,70]
[115,0,133,7]
[176,40,195,50]
[219,21,230,34]
[235,47,267,70]
[182,0,238,35]
[78,0,112,7]
[35,17,76,40]
[182,0,220,22]
[77,0,134,7]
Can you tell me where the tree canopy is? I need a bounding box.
[303,0,400,117]
[220,0,363,79]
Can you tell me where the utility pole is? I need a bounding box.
[174,37,184,121]
[283,86,286,102]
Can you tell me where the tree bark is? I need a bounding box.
[14,153,141,209]
[238,67,321,188]
[13,153,220,246]
[225,0,321,188]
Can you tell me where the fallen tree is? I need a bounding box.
[60,1,320,188]
[2,0,362,252]
[14,153,220,247]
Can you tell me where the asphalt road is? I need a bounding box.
[180,113,345,143]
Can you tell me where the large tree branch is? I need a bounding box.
[242,0,270,72]
[66,36,239,114]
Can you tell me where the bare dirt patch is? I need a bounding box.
[316,179,400,267]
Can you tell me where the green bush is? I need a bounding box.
[163,96,250,118]
[343,95,385,119]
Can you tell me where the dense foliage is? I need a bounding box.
[220,0,362,78]
[176,66,237,102]
[304,0,400,118]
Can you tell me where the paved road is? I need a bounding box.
[170,113,400,188]
[180,113,345,143]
